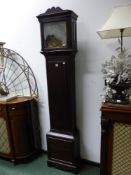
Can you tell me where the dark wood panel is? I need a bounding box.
[0,104,6,116]
[47,137,73,162]
[10,114,33,156]
[47,59,72,132]
[100,103,131,175]
[8,102,28,116]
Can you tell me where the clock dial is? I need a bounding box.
[44,21,67,48]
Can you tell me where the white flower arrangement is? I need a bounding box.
[101,45,131,102]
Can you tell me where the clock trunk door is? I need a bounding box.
[46,59,72,133]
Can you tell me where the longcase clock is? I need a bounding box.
[37,7,80,172]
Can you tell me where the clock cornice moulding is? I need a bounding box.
[37,6,78,19]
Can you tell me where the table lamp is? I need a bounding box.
[97,4,131,52]
[97,4,131,104]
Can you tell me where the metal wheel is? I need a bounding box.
[0,42,38,98]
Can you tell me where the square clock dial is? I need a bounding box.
[44,21,67,49]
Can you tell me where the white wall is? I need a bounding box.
[0,0,131,163]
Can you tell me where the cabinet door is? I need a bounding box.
[101,105,131,175]
[0,105,12,157]
[8,102,34,157]
[111,122,131,175]
[46,59,72,132]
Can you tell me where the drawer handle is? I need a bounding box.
[11,107,16,110]
[55,64,59,67]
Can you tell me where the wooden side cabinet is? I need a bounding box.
[100,103,131,175]
[0,97,41,162]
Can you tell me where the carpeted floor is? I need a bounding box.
[0,153,100,175]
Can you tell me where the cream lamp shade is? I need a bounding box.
[97,4,131,39]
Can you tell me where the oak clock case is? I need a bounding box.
[0,43,41,163]
[37,7,80,172]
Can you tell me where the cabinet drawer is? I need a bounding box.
[0,105,6,116]
[8,103,28,116]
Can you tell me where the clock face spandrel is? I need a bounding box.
[44,21,67,49]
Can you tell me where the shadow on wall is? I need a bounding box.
[75,40,90,158]
[75,39,102,160]
[76,40,90,74]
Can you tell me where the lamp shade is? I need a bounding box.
[97,4,131,39]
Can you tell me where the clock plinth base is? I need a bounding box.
[47,159,79,173]
[47,131,80,173]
